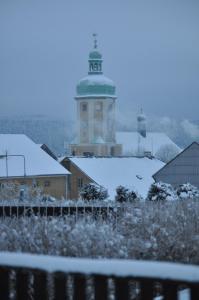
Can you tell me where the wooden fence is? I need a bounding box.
[0,252,199,299]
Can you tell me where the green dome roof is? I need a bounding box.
[89,50,102,60]
[76,75,116,98]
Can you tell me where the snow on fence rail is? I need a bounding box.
[0,252,199,299]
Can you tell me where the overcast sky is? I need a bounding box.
[0,0,199,121]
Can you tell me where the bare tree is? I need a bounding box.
[155,143,181,163]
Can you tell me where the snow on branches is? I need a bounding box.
[147,182,177,201]
[115,185,138,203]
[79,183,108,201]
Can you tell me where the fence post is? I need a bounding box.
[0,267,10,300]
[73,273,87,300]
[15,268,30,300]
[33,270,48,300]
[115,277,130,300]
[162,282,178,300]
[139,279,154,300]
[94,275,108,300]
[53,272,67,300]
[191,284,199,300]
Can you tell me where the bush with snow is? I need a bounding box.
[115,186,129,202]
[176,183,199,200]
[0,181,50,203]
[155,143,180,163]
[79,183,108,201]
[147,182,176,201]
[115,185,138,203]
[0,182,19,200]
[1,199,199,264]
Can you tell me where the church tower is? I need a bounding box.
[70,34,122,156]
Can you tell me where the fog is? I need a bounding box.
[0,0,199,121]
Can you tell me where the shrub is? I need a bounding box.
[115,186,129,203]
[176,183,199,200]
[0,182,19,200]
[147,182,176,201]
[115,185,138,203]
[1,200,199,264]
[79,183,108,201]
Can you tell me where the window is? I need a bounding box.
[44,181,50,187]
[82,103,87,111]
[83,152,94,157]
[93,63,98,71]
[95,102,102,112]
[108,104,113,112]
[32,179,39,188]
[77,178,83,189]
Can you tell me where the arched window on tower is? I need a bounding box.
[81,102,87,112]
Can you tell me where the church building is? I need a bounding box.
[69,35,122,157]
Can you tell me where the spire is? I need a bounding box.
[93,33,98,49]
[88,33,103,75]
[137,108,147,138]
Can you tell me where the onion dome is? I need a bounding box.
[89,50,102,60]
[137,109,146,122]
[76,74,116,98]
[76,34,116,99]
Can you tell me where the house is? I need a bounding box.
[0,134,70,199]
[153,142,199,188]
[60,156,164,200]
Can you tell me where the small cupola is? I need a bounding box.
[88,34,103,75]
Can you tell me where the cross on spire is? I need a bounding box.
[93,33,98,49]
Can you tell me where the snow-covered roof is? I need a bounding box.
[116,131,180,156]
[0,134,70,178]
[77,74,115,86]
[70,157,164,199]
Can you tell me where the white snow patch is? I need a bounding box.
[0,252,199,284]
[78,74,115,86]
[0,134,70,177]
[70,157,164,199]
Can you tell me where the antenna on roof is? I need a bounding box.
[93,33,98,49]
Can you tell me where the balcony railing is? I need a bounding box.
[0,252,199,299]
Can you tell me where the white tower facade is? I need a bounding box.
[70,35,122,156]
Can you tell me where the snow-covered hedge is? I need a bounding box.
[79,183,108,201]
[147,182,199,202]
[1,199,199,264]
